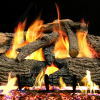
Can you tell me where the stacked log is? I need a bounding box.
[0,19,100,89]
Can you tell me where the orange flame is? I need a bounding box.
[25,16,44,61]
[4,3,99,90]
[77,31,98,58]
[6,19,26,58]
[54,31,69,58]
[6,16,44,61]
[55,3,61,20]
[26,16,43,42]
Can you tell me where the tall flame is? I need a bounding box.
[4,3,99,91]
[59,77,66,88]
[6,16,44,61]
[54,32,69,58]
[6,20,26,58]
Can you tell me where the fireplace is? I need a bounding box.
[0,1,100,99]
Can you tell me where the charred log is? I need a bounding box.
[17,31,60,61]
[43,43,55,66]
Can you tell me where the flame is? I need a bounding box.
[81,70,99,93]
[33,63,59,89]
[53,4,98,58]
[54,31,69,58]
[81,18,89,27]
[6,16,44,61]
[26,16,43,42]
[45,63,59,76]
[4,3,99,91]
[77,31,98,58]
[55,3,61,20]
[53,29,98,58]
[34,69,44,88]
[6,20,26,58]
[59,77,66,88]
[2,72,18,94]
[25,16,44,60]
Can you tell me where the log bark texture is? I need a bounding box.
[0,55,100,86]
[43,43,55,66]
[17,31,60,61]
[48,57,100,86]
[0,32,14,53]
[0,54,45,86]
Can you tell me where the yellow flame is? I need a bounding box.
[59,77,66,88]
[6,20,26,58]
[54,33,69,58]
[26,16,43,42]
[34,69,44,87]
[45,63,59,76]
[2,73,18,94]
[81,70,99,93]
[77,31,98,58]
[6,15,44,61]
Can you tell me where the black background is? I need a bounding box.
[0,0,100,36]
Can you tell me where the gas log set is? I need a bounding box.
[0,18,100,96]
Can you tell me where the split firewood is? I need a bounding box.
[43,43,55,66]
[48,57,100,86]
[16,31,60,61]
